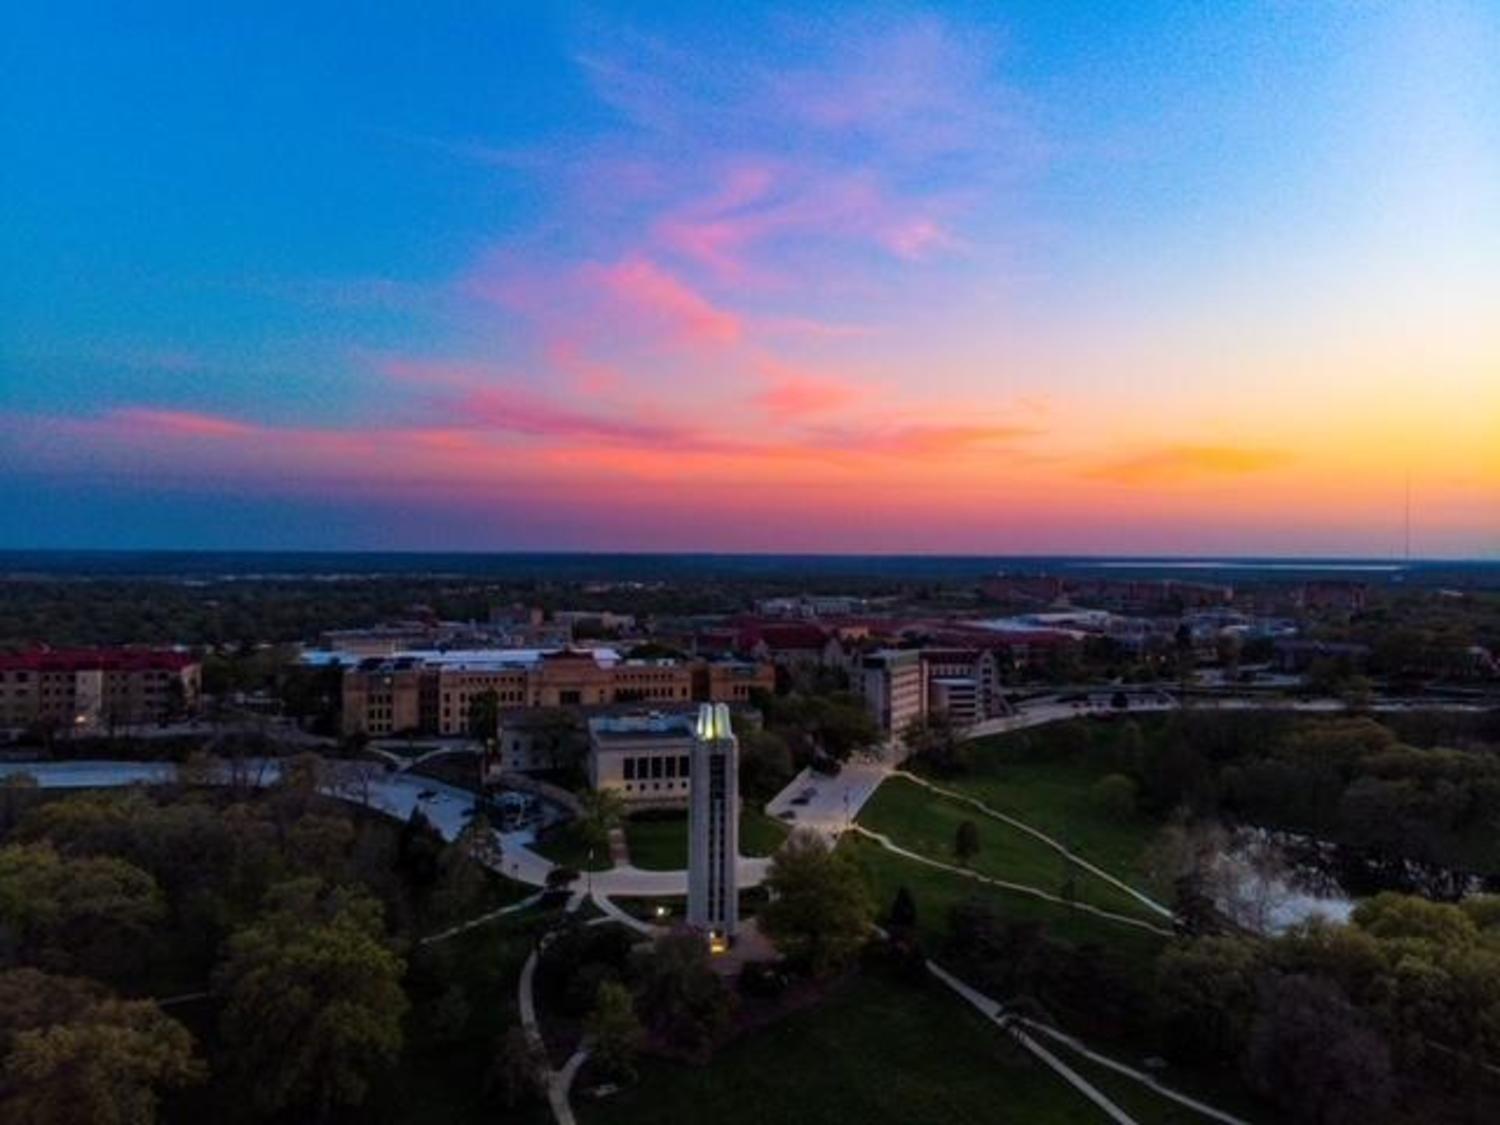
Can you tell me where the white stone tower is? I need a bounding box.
[688,702,739,945]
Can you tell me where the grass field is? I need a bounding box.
[910,720,1165,890]
[840,833,1167,965]
[857,776,1162,923]
[1043,1035,1279,1125]
[532,823,614,871]
[624,808,789,870]
[579,970,1111,1125]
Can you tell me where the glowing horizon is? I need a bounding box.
[2,4,1497,556]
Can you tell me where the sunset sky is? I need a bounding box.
[3,3,1497,556]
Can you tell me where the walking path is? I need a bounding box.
[892,770,1174,919]
[417,891,546,945]
[1015,1017,1253,1125]
[925,960,1139,1125]
[514,892,599,1125]
[590,892,658,936]
[850,824,1174,937]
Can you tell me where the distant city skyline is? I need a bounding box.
[3,3,1497,556]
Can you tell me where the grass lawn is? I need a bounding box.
[840,833,1167,966]
[913,720,1165,890]
[579,970,1111,1125]
[624,808,789,870]
[1045,1038,1279,1125]
[533,823,613,870]
[857,776,1161,923]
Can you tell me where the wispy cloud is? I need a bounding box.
[583,256,742,347]
[1090,444,1292,484]
[750,357,868,421]
[114,408,261,438]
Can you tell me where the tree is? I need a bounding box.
[738,728,794,801]
[635,931,734,1054]
[430,815,500,926]
[954,820,980,866]
[467,689,500,745]
[586,980,643,1082]
[215,879,407,1116]
[904,712,972,774]
[1090,774,1138,822]
[759,830,873,974]
[0,969,203,1125]
[485,1026,544,1108]
[888,886,918,934]
[0,772,38,836]
[1153,937,1262,1064]
[575,788,625,855]
[274,753,327,816]
[530,709,584,771]
[396,806,446,894]
[1243,973,1394,1125]
[325,758,384,809]
[173,751,223,790]
[0,843,164,982]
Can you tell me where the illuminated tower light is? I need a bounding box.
[688,702,739,948]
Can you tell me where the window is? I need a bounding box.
[650,756,663,779]
[664,756,676,779]
[624,757,636,780]
[678,755,690,777]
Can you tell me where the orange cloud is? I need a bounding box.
[1089,444,1291,485]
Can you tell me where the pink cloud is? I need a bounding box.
[652,163,962,284]
[751,358,868,422]
[584,256,741,347]
[378,356,698,445]
[454,384,693,446]
[113,408,261,438]
[544,339,628,394]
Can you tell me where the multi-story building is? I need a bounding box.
[693,659,776,704]
[340,648,773,738]
[339,657,429,736]
[587,712,698,808]
[852,649,926,745]
[918,648,1005,727]
[0,649,201,732]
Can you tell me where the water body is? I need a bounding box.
[1216,827,1500,933]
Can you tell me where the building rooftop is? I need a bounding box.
[588,713,696,743]
[0,648,198,673]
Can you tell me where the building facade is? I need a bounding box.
[340,648,772,738]
[587,712,697,808]
[852,649,926,742]
[0,649,201,732]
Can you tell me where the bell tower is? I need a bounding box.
[688,702,739,946]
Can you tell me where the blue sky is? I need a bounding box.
[3,3,1496,553]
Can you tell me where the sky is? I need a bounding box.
[2,2,1497,556]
